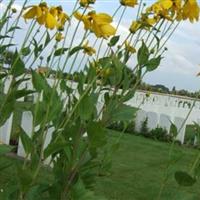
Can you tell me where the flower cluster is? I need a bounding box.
[74,11,116,38]
[79,0,96,7]
[82,41,96,56]
[125,41,136,54]
[147,0,200,23]
[23,3,69,30]
[129,0,200,35]
[120,0,138,7]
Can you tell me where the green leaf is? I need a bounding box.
[109,56,124,85]
[111,104,138,122]
[0,99,15,126]
[0,35,11,40]
[21,47,31,57]
[170,122,178,137]
[14,89,35,99]
[122,89,136,102]
[44,31,51,47]
[69,46,84,56]
[77,94,97,120]
[146,56,162,71]
[46,90,63,123]
[60,79,73,94]
[34,101,47,126]
[54,47,68,56]
[87,121,107,148]
[10,50,25,77]
[44,139,68,159]
[99,57,112,68]
[13,77,30,88]
[0,44,15,54]
[153,33,160,50]
[175,171,196,187]
[32,38,43,58]
[7,26,21,33]
[137,41,149,66]
[19,127,33,154]
[108,35,120,47]
[31,70,49,92]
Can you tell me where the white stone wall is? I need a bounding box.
[1,78,200,149]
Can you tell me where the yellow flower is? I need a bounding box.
[45,12,57,29]
[23,4,68,30]
[50,6,69,28]
[74,11,92,30]
[129,21,141,33]
[149,0,173,13]
[140,14,159,27]
[158,0,173,10]
[80,0,96,7]
[55,32,64,42]
[89,12,116,38]
[182,0,200,22]
[120,0,138,7]
[23,5,43,20]
[125,41,136,54]
[82,41,96,56]
[74,11,116,38]
[146,0,174,21]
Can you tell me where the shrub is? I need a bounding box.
[140,117,150,138]
[108,120,135,134]
[150,127,173,142]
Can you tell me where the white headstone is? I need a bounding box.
[135,110,147,132]
[147,112,159,130]
[159,114,171,133]
[0,113,13,144]
[174,117,186,144]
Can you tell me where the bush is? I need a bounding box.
[140,117,150,138]
[108,121,135,134]
[150,127,173,142]
[108,121,125,132]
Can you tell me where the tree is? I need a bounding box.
[172,86,176,94]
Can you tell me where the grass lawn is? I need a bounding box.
[1,132,200,200]
[94,132,200,200]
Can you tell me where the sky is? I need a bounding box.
[1,0,200,92]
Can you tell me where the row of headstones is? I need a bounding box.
[133,92,200,110]
[4,77,200,112]
[0,112,53,164]
[0,109,188,161]
[134,110,186,143]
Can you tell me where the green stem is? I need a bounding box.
[157,101,195,200]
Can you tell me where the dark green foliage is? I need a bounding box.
[140,117,149,137]
[150,127,173,142]
[175,171,196,187]
[108,121,135,134]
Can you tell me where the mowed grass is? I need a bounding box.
[94,132,200,200]
[1,132,200,200]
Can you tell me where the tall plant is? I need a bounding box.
[0,0,199,199]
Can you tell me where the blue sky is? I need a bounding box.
[1,0,200,92]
